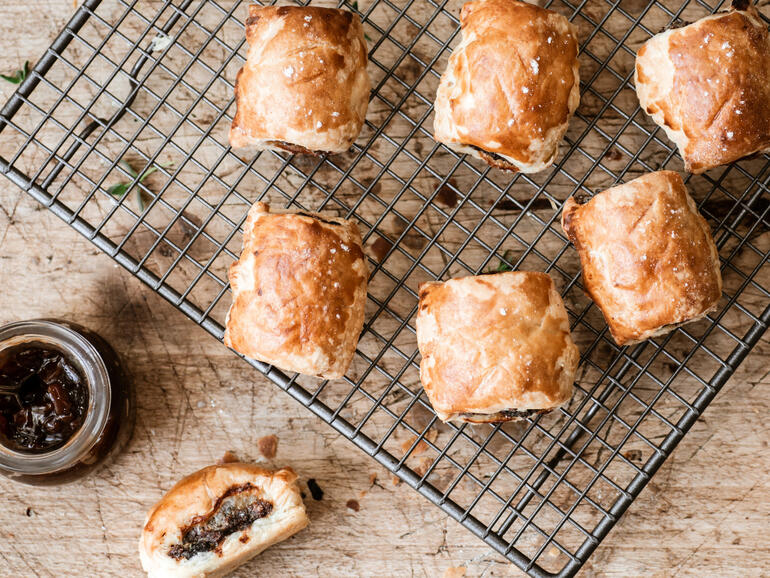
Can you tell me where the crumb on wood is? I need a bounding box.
[307,478,324,501]
[442,567,466,578]
[603,148,624,162]
[368,472,377,485]
[435,179,459,208]
[346,499,360,512]
[25,507,32,517]
[258,434,278,459]
[369,236,393,262]
[391,475,401,486]
[217,451,239,464]
[401,428,438,457]
[414,456,433,478]
[623,449,643,462]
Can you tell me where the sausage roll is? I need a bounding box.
[561,171,722,346]
[224,202,368,379]
[230,5,370,155]
[635,0,770,174]
[139,464,308,578]
[433,0,580,173]
[416,272,579,423]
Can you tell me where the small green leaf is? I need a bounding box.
[487,250,514,274]
[139,163,174,183]
[138,161,172,182]
[364,32,372,42]
[136,188,145,212]
[1,61,30,85]
[109,158,172,210]
[1,71,21,84]
[119,159,138,178]
[351,0,359,9]
[138,166,159,181]
[107,183,130,198]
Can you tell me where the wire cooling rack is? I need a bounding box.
[0,0,768,575]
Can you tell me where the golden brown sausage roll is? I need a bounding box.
[230,5,370,155]
[433,0,580,173]
[561,171,722,346]
[416,272,579,423]
[139,464,308,578]
[635,0,770,174]
[224,202,368,379]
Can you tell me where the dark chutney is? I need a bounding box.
[0,344,89,453]
[0,320,135,485]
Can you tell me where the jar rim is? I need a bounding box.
[0,320,112,475]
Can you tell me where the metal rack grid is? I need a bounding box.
[0,0,768,575]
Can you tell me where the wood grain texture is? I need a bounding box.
[0,1,768,577]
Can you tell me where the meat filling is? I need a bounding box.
[469,145,519,172]
[458,408,552,423]
[168,484,273,561]
[267,140,326,156]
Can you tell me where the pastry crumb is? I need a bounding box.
[346,499,360,512]
[307,478,324,501]
[217,451,239,464]
[258,434,278,459]
[414,457,433,478]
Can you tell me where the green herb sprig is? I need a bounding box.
[487,249,514,274]
[107,158,172,211]
[1,61,30,85]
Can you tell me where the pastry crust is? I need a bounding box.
[139,464,308,578]
[561,171,722,346]
[635,1,770,174]
[230,5,370,154]
[416,272,579,423]
[224,202,368,379]
[433,0,580,173]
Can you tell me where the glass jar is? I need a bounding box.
[0,319,135,485]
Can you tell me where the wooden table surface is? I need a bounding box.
[0,1,768,577]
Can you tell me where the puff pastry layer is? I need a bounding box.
[139,464,308,578]
[230,5,370,154]
[635,0,770,173]
[561,171,722,346]
[416,272,579,423]
[224,202,368,379]
[434,0,580,173]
